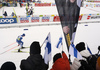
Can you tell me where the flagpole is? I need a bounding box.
[61,40,63,58]
[41,32,50,47]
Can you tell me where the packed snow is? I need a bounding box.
[0,0,100,70]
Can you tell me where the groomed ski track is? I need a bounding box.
[0,1,100,70]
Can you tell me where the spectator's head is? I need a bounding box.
[76,42,86,52]
[96,57,100,70]
[0,61,16,70]
[53,53,62,63]
[76,42,91,58]
[30,41,41,55]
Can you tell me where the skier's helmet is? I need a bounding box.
[22,33,25,36]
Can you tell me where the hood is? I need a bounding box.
[52,58,70,70]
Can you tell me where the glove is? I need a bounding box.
[70,58,81,70]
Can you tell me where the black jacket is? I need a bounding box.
[3,11,7,16]
[20,54,48,70]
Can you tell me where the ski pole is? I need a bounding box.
[3,42,16,48]
[0,45,18,55]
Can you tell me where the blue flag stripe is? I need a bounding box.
[71,44,77,58]
[56,37,62,48]
[46,42,51,54]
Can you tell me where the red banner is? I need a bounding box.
[35,3,51,6]
[53,16,60,22]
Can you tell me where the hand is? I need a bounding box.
[63,26,70,34]
[70,58,81,70]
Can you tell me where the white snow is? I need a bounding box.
[0,24,69,70]
[0,1,100,70]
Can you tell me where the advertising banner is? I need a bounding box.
[35,3,51,6]
[83,2,100,7]
[42,16,50,22]
[79,14,100,21]
[53,16,60,22]
[0,18,17,24]
[20,17,29,23]
[31,17,39,22]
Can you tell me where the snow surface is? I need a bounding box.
[0,24,69,70]
[0,1,100,70]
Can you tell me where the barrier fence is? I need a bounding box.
[83,2,100,7]
[1,13,100,24]
[79,14,100,21]
[1,2,56,7]
[0,15,60,24]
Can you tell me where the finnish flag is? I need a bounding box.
[56,36,62,49]
[44,33,52,64]
[69,43,82,59]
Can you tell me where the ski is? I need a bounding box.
[14,47,29,50]
[12,51,29,53]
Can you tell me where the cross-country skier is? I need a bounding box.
[16,33,25,52]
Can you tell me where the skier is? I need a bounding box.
[16,33,25,52]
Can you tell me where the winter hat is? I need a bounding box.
[0,61,16,70]
[76,42,86,52]
[22,33,25,36]
[30,41,41,55]
[53,53,62,63]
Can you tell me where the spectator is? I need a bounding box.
[11,12,15,17]
[50,51,70,70]
[96,56,100,70]
[3,11,7,16]
[30,7,34,15]
[0,61,16,70]
[75,42,98,70]
[20,41,48,70]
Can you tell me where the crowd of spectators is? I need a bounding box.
[0,41,100,70]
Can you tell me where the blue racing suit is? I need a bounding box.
[16,35,23,48]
